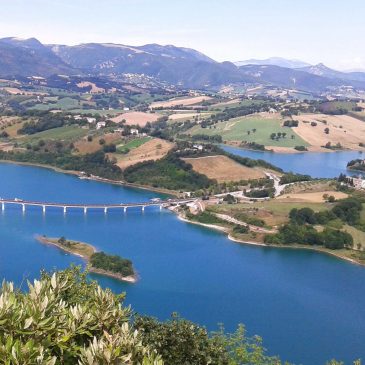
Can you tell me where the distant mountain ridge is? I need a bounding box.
[0,37,365,92]
[298,63,365,82]
[235,57,311,69]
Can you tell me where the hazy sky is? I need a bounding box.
[1,0,364,70]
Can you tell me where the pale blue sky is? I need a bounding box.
[1,0,364,70]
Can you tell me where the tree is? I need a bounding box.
[324,127,330,134]
[270,133,276,140]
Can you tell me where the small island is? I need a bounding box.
[37,236,137,283]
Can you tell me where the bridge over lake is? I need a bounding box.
[0,197,196,214]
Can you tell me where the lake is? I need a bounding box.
[1,161,365,365]
[222,145,364,178]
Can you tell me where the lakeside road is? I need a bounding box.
[178,212,365,267]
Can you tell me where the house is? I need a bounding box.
[193,144,204,151]
[86,117,96,124]
[130,128,139,135]
[96,121,106,130]
[123,107,130,111]
[352,177,365,190]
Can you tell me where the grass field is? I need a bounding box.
[74,133,122,154]
[69,108,125,116]
[183,155,266,182]
[208,99,262,111]
[277,191,348,203]
[295,113,365,150]
[115,138,174,169]
[208,200,329,227]
[116,137,151,153]
[342,225,365,250]
[188,115,308,147]
[20,126,88,144]
[31,97,81,111]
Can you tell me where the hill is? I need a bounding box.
[0,37,76,77]
[298,63,365,83]
[1,36,365,92]
[50,42,243,88]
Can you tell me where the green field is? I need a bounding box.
[31,97,81,111]
[116,137,151,153]
[188,116,308,147]
[208,99,263,111]
[20,125,88,144]
[67,108,125,116]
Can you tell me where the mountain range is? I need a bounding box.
[0,37,365,93]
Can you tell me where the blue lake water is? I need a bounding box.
[1,161,365,364]
[222,145,364,178]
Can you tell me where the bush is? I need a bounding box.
[90,251,134,277]
[294,145,308,151]
[0,267,161,364]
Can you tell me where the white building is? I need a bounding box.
[352,177,365,190]
[130,128,139,135]
[96,121,106,130]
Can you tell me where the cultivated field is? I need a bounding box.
[295,113,365,150]
[116,137,151,153]
[182,155,266,182]
[168,112,200,121]
[111,112,161,126]
[20,126,88,145]
[150,96,212,109]
[188,114,307,147]
[115,138,174,169]
[277,191,348,203]
[75,133,122,154]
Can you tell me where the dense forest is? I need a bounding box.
[124,153,214,191]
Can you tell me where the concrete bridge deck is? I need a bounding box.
[0,197,195,213]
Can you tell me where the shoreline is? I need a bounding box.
[37,235,137,283]
[3,159,364,269]
[224,143,364,154]
[178,212,365,267]
[0,159,177,197]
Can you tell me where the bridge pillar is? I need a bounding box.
[42,205,46,214]
[159,205,162,211]
[63,206,67,214]
[142,206,145,212]
[123,207,127,213]
[22,204,25,213]
[104,207,108,214]
[1,202,4,211]
[84,207,87,214]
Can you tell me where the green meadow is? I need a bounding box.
[188,116,308,147]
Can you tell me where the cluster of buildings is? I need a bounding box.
[351,176,365,190]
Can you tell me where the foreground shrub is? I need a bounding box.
[0,267,161,364]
